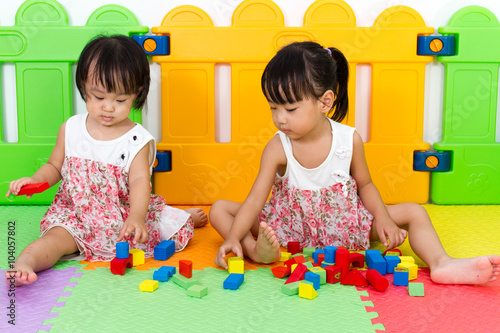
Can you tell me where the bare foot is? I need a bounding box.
[185,208,208,228]
[5,264,38,287]
[430,255,500,285]
[249,222,281,264]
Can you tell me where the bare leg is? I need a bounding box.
[5,227,78,286]
[184,208,208,228]
[209,200,280,264]
[372,203,500,285]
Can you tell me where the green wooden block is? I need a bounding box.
[408,283,425,297]
[187,284,208,298]
[303,261,314,269]
[302,247,316,258]
[281,280,313,296]
[172,274,199,290]
[291,253,309,261]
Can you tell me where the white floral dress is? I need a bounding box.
[40,114,193,261]
[258,118,373,250]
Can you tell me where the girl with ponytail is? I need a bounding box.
[210,41,500,286]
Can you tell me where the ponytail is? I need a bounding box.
[326,47,349,123]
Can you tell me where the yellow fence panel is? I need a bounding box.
[152,0,433,205]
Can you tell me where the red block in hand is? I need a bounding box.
[17,182,49,196]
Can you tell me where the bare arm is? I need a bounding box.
[117,143,152,245]
[350,131,406,249]
[215,135,286,265]
[6,122,66,197]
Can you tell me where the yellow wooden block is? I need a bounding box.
[228,257,244,274]
[280,252,291,262]
[140,279,159,292]
[291,263,297,273]
[397,262,418,280]
[299,282,318,300]
[130,249,145,266]
[399,256,415,264]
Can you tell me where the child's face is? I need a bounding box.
[269,96,328,140]
[84,80,137,128]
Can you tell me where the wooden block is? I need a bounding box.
[271,266,291,279]
[299,282,318,299]
[341,269,368,287]
[179,260,193,278]
[129,249,145,266]
[187,285,208,298]
[408,282,425,296]
[172,274,199,289]
[139,279,159,292]
[228,257,244,274]
[397,262,418,280]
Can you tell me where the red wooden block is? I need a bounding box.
[110,254,133,275]
[284,263,307,284]
[179,260,193,278]
[17,182,49,196]
[341,269,368,287]
[366,269,389,291]
[271,266,291,279]
[335,248,350,279]
[384,248,402,256]
[325,265,342,284]
[349,252,365,268]
[287,241,301,255]
[284,255,306,268]
[316,253,325,264]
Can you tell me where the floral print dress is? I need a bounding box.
[40,114,193,261]
[259,118,373,251]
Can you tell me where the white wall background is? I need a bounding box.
[2,0,500,144]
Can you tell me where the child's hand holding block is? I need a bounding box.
[17,182,49,196]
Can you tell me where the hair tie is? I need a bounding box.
[325,48,332,56]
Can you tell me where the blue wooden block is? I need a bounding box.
[154,240,175,261]
[153,269,170,282]
[365,249,387,275]
[385,255,401,274]
[393,269,409,286]
[324,246,337,263]
[223,273,244,290]
[305,271,320,290]
[153,265,176,282]
[116,241,129,259]
[312,249,325,264]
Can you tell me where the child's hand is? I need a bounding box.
[6,178,35,198]
[374,217,407,250]
[117,218,148,245]
[215,238,243,269]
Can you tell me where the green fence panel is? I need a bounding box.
[0,0,148,205]
[432,6,500,204]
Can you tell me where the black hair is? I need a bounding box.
[261,41,349,123]
[76,35,150,109]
